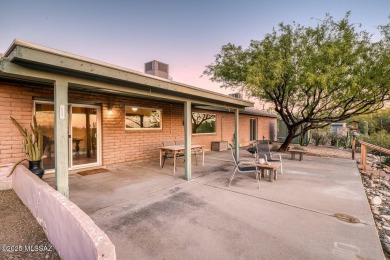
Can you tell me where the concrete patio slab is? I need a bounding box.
[44,150,384,259]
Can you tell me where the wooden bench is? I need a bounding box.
[289,150,306,161]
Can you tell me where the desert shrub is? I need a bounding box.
[337,136,351,148]
[359,130,390,160]
[350,108,390,135]
[359,130,390,150]
[311,127,331,146]
[384,156,390,167]
[329,132,340,146]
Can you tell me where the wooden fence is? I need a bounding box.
[359,141,390,171]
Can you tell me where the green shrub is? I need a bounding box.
[359,130,390,150]
[383,156,390,167]
[332,133,351,149]
[329,132,340,146]
[361,121,369,135]
[311,126,331,146]
[350,108,390,135]
[359,130,390,159]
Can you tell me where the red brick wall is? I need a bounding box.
[0,83,52,164]
[101,98,185,164]
[191,109,277,149]
[0,82,277,166]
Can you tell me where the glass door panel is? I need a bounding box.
[71,106,98,166]
[35,103,55,170]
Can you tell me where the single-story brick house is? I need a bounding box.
[0,40,277,196]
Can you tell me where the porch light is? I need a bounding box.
[131,107,138,112]
[108,103,113,115]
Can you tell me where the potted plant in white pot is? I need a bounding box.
[8,116,45,178]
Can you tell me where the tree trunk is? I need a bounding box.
[278,127,298,152]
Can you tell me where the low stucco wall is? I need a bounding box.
[3,164,115,260]
[0,164,13,190]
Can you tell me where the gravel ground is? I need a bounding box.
[288,144,354,159]
[361,175,390,259]
[0,190,60,260]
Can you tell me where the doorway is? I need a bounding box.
[34,102,101,170]
[70,105,100,168]
[250,118,258,141]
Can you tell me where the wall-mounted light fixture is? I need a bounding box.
[108,102,113,115]
[131,107,138,112]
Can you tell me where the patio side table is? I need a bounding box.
[256,163,279,182]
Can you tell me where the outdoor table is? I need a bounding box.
[256,163,279,182]
[289,150,306,161]
[159,144,205,175]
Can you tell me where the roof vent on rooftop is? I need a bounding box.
[228,93,243,99]
[145,60,169,79]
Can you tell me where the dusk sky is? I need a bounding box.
[1,0,389,97]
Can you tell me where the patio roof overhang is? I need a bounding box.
[0,39,253,109]
[0,39,245,198]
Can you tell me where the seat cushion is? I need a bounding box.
[238,166,257,171]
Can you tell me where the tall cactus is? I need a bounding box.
[362,120,369,135]
[346,131,351,148]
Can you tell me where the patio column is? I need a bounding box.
[234,108,239,162]
[184,100,192,181]
[54,80,69,198]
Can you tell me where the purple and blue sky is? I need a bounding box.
[0,0,389,96]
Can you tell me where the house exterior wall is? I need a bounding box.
[0,83,49,164]
[191,109,277,147]
[0,82,277,166]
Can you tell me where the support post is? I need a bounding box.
[184,101,192,181]
[54,80,69,198]
[234,109,239,162]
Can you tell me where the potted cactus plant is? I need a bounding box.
[8,116,45,178]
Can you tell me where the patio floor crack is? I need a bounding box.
[189,179,374,227]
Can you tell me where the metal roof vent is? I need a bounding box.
[145,60,169,79]
[228,93,243,99]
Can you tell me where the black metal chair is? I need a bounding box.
[228,144,260,189]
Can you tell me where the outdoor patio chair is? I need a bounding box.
[256,140,283,174]
[228,144,260,189]
[174,140,198,165]
[174,140,184,145]
[161,141,183,168]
